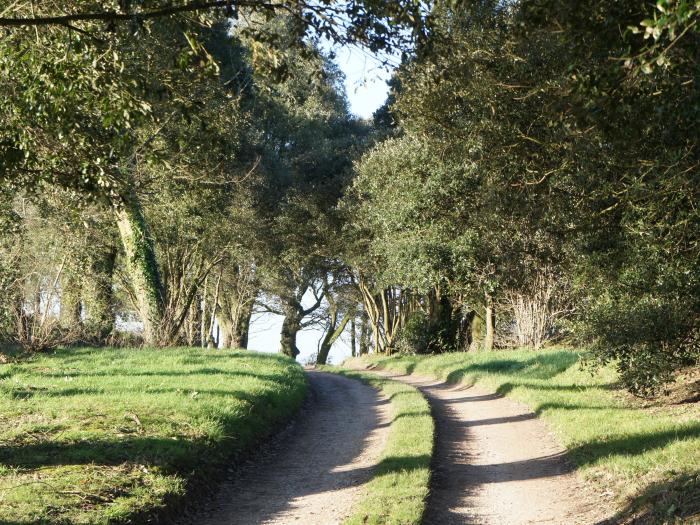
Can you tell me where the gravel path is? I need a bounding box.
[196,370,391,525]
[379,372,608,525]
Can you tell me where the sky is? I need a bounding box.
[247,308,354,365]
[334,45,394,119]
[246,46,392,363]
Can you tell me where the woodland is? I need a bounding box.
[0,0,698,398]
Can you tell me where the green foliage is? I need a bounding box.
[346,0,700,392]
[0,347,307,524]
[626,0,700,73]
[395,311,432,355]
[349,134,477,294]
[0,1,428,58]
[395,308,464,355]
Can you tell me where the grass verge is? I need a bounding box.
[0,346,308,525]
[319,367,434,525]
[347,349,700,524]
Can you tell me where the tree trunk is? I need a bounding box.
[278,281,324,359]
[426,287,460,352]
[186,294,202,347]
[114,192,165,346]
[219,317,233,348]
[317,338,332,365]
[232,299,253,348]
[316,313,352,365]
[359,311,369,355]
[280,304,302,359]
[200,293,208,349]
[350,317,356,357]
[458,309,476,351]
[206,271,222,349]
[484,294,495,351]
[372,319,382,354]
[86,245,117,342]
[60,271,82,330]
[219,295,254,349]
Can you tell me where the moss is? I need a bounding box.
[115,193,165,344]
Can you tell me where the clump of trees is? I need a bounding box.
[0,2,406,356]
[1,0,697,395]
[345,0,699,395]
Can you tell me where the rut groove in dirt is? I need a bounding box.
[195,370,391,525]
[373,371,608,525]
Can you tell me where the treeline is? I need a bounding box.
[0,5,382,362]
[346,0,699,394]
[0,1,698,395]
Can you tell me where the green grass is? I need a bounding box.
[0,346,308,525]
[320,367,434,525]
[348,349,700,524]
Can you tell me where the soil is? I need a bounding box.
[189,367,611,525]
[192,370,391,525]
[376,371,610,525]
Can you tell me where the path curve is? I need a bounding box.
[196,370,391,525]
[370,371,608,525]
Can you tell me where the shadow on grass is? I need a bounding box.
[1,368,294,400]
[603,472,700,524]
[0,435,215,473]
[532,401,614,414]
[569,424,700,467]
[21,387,283,409]
[443,350,580,385]
[495,381,611,397]
[370,357,419,375]
[391,410,432,423]
[389,390,422,402]
[373,453,431,477]
[36,367,289,382]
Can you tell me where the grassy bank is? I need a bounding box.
[348,349,700,524]
[321,368,434,525]
[0,347,308,525]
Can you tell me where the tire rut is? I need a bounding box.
[194,370,391,525]
[375,372,609,525]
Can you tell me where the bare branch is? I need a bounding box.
[0,1,248,27]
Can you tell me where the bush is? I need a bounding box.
[395,311,432,354]
[394,309,465,355]
[581,293,700,397]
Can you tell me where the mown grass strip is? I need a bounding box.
[0,347,308,525]
[348,349,700,524]
[321,367,434,525]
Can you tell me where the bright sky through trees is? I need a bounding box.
[247,47,390,363]
[335,45,393,119]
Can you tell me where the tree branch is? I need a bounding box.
[302,289,325,316]
[0,1,277,27]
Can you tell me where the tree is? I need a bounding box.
[0,1,427,54]
[0,0,418,349]
[347,0,699,392]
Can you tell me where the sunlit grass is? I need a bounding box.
[322,367,434,525]
[0,346,307,525]
[349,348,700,523]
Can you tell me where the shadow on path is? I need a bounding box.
[387,374,608,525]
[189,371,391,525]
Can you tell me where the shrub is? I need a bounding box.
[395,311,431,354]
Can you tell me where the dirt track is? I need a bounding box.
[195,370,390,525]
[380,372,608,525]
[193,367,608,525]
